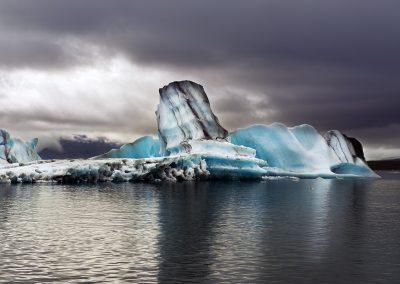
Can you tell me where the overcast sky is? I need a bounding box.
[0,0,399,159]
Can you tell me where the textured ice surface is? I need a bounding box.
[0,154,267,183]
[92,136,161,159]
[0,129,41,164]
[324,130,365,163]
[0,147,7,165]
[157,81,228,153]
[230,123,378,178]
[166,140,256,157]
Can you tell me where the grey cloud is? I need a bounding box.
[0,36,66,69]
[0,102,158,135]
[2,0,399,70]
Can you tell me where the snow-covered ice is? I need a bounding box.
[0,154,267,183]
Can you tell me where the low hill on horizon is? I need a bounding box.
[368,158,400,171]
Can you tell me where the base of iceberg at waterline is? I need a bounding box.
[0,153,378,184]
[0,153,270,184]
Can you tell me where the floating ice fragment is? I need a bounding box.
[0,129,41,164]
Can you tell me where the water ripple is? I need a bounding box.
[0,174,399,283]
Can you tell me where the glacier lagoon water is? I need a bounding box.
[0,173,399,283]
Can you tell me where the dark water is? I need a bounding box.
[0,172,399,283]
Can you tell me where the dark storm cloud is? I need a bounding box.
[0,36,67,69]
[39,135,122,159]
[0,0,399,157]
[2,0,399,70]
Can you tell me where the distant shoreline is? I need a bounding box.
[368,159,400,171]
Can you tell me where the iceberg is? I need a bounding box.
[0,80,378,183]
[92,136,162,159]
[229,124,377,178]
[0,129,41,164]
[155,81,267,178]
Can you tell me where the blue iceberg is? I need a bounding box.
[94,80,377,180]
[0,80,378,183]
[93,136,162,159]
[0,129,41,164]
[230,123,377,178]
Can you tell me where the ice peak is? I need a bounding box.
[156,80,228,152]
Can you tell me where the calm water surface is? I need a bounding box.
[0,172,399,283]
